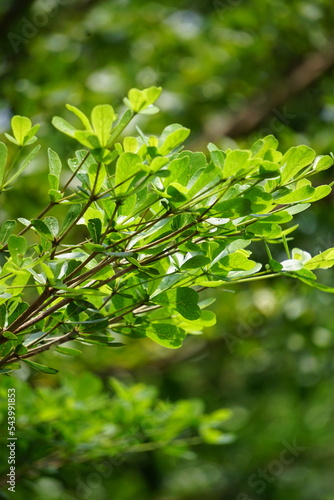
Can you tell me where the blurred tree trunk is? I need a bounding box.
[192,40,334,146]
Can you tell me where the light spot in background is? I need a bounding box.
[165,463,225,494]
[86,69,123,94]
[33,478,64,499]
[165,10,203,40]
[321,104,334,123]
[248,348,272,372]
[84,4,114,31]
[45,33,69,52]
[131,38,156,62]
[283,297,306,320]
[253,288,276,315]
[15,79,40,99]
[299,354,318,374]
[0,105,11,132]
[200,78,224,100]
[304,404,331,429]
[299,3,323,21]
[44,88,74,106]
[312,327,332,347]
[158,91,184,112]
[137,67,160,87]
[287,333,305,351]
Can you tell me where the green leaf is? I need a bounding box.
[124,86,162,113]
[244,187,273,213]
[223,150,251,178]
[115,152,142,195]
[48,174,58,191]
[146,323,186,349]
[66,104,92,130]
[52,116,77,138]
[22,359,58,374]
[149,156,169,173]
[196,279,224,287]
[0,142,8,186]
[61,204,83,233]
[4,133,19,145]
[123,136,139,153]
[152,287,201,320]
[55,346,82,356]
[285,203,310,215]
[213,198,251,217]
[313,155,333,172]
[48,189,62,202]
[139,105,160,115]
[41,262,55,284]
[2,331,17,340]
[181,255,211,270]
[275,185,315,204]
[208,143,226,169]
[79,316,109,333]
[91,104,117,147]
[31,219,53,240]
[8,234,27,263]
[178,309,217,333]
[293,268,316,281]
[4,145,41,186]
[74,131,101,149]
[251,135,279,157]
[163,156,190,187]
[247,222,282,238]
[15,345,28,355]
[257,161,281,180]
[187,160,218,198]
[259,211,292,223]
[0,220,16,244]
[0,364,20,374]
[11,115,32,145]
[83,207,104,226]
[166,182,188,202]
[107,109,134,146]
[44,216,59,237]
[308,185,331,202]
[200,427,234,445]
[0,304,6,328]
[199,407,234,444]
[280,145,316,183]
[87,218,102,244]
[304,248,334,270]
[23,124,40,145]
[88,163,106,193]
[295,277,334,293]
[48,148,62,187]
[158,125,190,155]
[218,250,257,271]
[269,259,283,272]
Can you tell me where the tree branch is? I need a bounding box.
[204,39,334,140]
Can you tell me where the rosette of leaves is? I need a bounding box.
[0,87,333,375]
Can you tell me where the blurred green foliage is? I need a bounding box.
[0,373,233,499]
[0,1,334,499]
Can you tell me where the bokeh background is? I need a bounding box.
[0,1,334,499]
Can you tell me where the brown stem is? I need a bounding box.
[0,288,52,342]
[1,329,77,366]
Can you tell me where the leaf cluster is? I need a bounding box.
[0,88,333,374]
